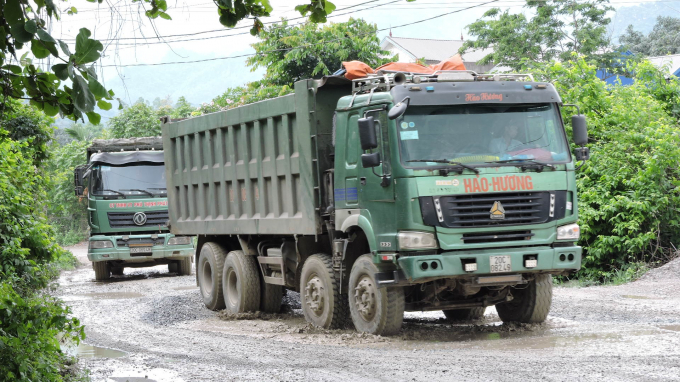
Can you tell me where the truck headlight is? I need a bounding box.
[90,240,113,249]
[398,231,438,250]
[168,236,192,245]
[557,223,580,240]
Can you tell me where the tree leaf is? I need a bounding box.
[72,75,96,113]
[43,102,59,116]
[97,99,112,110]
[36,29,56,43]
[9,23,34,44]
[24,20,38,34]
[86,111,101,125]
[58,40,72,56]
[159,11,172,20]
[74,28,103,64]
[3,0,24,24]
[87,77,107,98]
[30,40,50,59]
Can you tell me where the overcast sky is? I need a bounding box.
[43,0,674,116]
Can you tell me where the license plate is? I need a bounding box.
[490,256,511,273]
[130,246,152,254]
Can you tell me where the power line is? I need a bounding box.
[61,0,391,41]
[107,0,406,47]
[101,0,501,68]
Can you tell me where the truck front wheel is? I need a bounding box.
[198,242,227,311]
[222,251,261,314]
[300,254,348,329]
[93,261,111,281]
[496,273,552,323]
[349,255,404,336]
[178,257,192,276]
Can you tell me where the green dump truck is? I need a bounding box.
[74,137,195,281]
[161,71,589,335]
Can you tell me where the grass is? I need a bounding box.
[554,262,651,287]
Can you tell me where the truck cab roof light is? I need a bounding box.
[524,85,533,90]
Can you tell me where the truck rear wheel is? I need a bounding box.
[198,242,227,311]
[93,261,111,281]
[496,274,552,323]
[349,255,404,336]
[443,307,486,321]
[178,257,192,276]
[222,250,261,314]
[300,254,348,329]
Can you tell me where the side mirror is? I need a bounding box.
[388,96,410,120]
[74,166,85,196]
[572,115,588,146]
[361,152,381,168]
[358,117,378,150]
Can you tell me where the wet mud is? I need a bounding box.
[56,243,680,381]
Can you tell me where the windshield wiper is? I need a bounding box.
[485,159,555,171]
[407,159,480,174]
[96,189,126,198]
[121,189,154,196]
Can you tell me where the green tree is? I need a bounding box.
[247,18,395,86]
[108,101,160,138]
[63,122,104,142]
[619,16,680,56]
[171,96,194,119]
[461,0,613,69]
[0,98,54,165]
[535,58,680,280]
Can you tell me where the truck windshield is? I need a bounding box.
[91,164,167,197]
[397,103,570,167]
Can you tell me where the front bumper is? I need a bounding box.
[87,234,194,263]
[380,245,580,284]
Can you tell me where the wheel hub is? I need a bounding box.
[354,276,377,321]
[305,276,325,315]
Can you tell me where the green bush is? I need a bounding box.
[536,58,680,280]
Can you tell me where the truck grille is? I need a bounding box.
[420,191,566,228]
[116,238,165,247]
[462,231,534,244]
[107,210,169,228]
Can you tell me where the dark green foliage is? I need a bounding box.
[462,0,613,70]
[536,58,680,280]
[246,18,395,86]
[619,16,680,56]
[1,98,54,165]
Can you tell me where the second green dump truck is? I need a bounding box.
[162,71,589,335]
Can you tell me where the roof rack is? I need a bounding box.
[351,70,534,94]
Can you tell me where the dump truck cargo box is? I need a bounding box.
[162,79,350,236]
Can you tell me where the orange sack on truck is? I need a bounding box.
[341,54,466,80]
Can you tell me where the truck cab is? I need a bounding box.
[74,137,194,281]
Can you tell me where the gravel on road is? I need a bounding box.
[56,243,680,382]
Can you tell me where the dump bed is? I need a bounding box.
[162,79,350,236]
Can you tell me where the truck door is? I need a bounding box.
[359,109,395,203]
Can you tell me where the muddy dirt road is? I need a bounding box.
[55,243,680,381]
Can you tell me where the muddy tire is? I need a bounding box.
[178,256,192,276]
[198,242,227,311]
[349,255,404,335]
[300,254,348,329]
[496,274,552,323]
[260,280,283,313]
[93,261,111,281]
[222,251,261,314]
[111,266,124,276]
[168,262,179,273]
[443,307,486,321]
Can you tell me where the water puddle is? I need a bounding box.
[61,292,144,301]
[621,295,653,300]
[659,325,680,332]
[172,286,198,291]
[67,343,127,359]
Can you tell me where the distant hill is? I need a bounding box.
[609,2,678,44]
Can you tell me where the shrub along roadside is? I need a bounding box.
[0,123,86,380]
[536,58,680,281]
